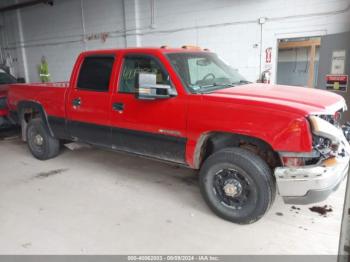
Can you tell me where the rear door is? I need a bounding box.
[66,54,116,146]
[109,52,188,164]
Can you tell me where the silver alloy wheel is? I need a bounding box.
[34,134,44,146]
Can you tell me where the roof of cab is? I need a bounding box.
[80,46,209,56]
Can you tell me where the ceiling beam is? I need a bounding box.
[0,0,53,13]
[278,39,321,49]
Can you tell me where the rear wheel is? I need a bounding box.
[199,147,276,224]
[26,118,60,160]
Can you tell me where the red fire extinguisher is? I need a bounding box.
[261,69,271,84]
[265,48,272,64]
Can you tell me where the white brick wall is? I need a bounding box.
[0,0,349,82]
[137,0,350,82]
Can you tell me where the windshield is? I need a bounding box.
[166,52,249,93]
[0,71,16,85]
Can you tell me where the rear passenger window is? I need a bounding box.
[77,56,114,91]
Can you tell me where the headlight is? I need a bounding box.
[0,97,7,110]
[309,116,343,144]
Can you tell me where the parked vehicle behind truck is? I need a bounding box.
[0,68,18,128]
[7,47,350,224]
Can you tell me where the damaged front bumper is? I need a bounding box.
[275,135,350,205]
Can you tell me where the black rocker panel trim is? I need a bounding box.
[67,119,112,146]
[48,117,187,164]
[111,127,186,164]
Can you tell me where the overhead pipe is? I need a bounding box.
[0,0,53,13]
[150,0,156,29]
[80,0,87,50]
[15,2,29,82]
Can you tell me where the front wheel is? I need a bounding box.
[26,118,60,160]
[199,148,276,224]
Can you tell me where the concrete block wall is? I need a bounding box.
[0,0,349,83]
[1,0,126,82]
[0,0,26,79]
[137,0,350,82]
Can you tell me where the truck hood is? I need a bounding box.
[207,83,346,115]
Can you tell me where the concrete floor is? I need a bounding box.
[0,128,347,255]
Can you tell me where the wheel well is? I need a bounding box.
[18,102,51,141]
[196,132,281,169]
[22,107,41,123]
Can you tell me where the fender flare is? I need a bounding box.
[192,131,277,169]
[17,101,54,138]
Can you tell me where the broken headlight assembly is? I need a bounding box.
[319,111,342,127]
[280,113,347,168]
[312,135,338,158]
[309,115,341,158]
[0,97,6,110]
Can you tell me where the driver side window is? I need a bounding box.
[119,55,170,94]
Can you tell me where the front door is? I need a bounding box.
[66,54,116,146]
[110,53,188,164]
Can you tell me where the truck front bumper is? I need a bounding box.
[275,135,350,205]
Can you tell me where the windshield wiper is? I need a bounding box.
[201,80,250,90]
[196,83,236,94]
[199,82,235,89]
[232,80,251,85]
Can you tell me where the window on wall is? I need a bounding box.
[119,55,170,93]
[77,56,114,91]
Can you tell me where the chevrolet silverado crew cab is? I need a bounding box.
[7,47,350,224]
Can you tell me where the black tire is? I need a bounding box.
[26,118,60,160]
[199,147,276,224]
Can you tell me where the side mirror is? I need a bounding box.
[135,72,177,100]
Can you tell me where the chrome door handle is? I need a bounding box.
[112,102,124,111]
[72,98,81,107]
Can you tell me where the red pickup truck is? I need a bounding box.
[7,47,350,224]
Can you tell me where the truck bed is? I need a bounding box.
[7,82,69,119]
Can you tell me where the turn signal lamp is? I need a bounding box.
[281,157,304,167]
[181,45,202,50]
